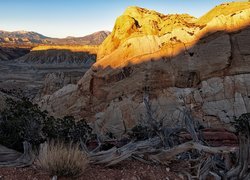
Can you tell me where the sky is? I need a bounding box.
[0,0,239,38]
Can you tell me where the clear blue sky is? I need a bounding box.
[0,0,236,38]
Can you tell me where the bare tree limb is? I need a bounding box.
[0,141,34,167]
[149,141,237,164]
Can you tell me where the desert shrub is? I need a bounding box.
[231,113,250,135]
[0,98,45,151]
[43,116,93,143]
[0,98,94,151]
[36,140,88,177]
[129,124,156,141]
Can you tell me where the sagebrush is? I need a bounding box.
[36,141,88,177]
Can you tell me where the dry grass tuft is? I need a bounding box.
[36,141,88,177]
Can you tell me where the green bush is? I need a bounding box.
[0,98,93,151]
[0,98,45,151]
[231,113,250,135]
[129,124,156,141]
[43,116,93,143]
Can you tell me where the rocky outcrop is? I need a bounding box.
[39,2,250,137]
[41,72,84,96]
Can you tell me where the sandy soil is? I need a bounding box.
[0,160,182,180]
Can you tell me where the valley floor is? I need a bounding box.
[0,160,181,180]
[0,60,88,98]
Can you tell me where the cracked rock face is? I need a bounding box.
[39,2,250,137]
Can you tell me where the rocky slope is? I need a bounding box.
[16,45,98,65]
[39,2,250,137]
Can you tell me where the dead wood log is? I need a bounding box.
[89,137,237,168]
[225,134,250,179]
[183,109,199,142]
[225,113,250,180]
[0,144,22,162]
[149,141,237,165]
[0,141,35,167]
[143,94,167,146]
[89,137,161,166]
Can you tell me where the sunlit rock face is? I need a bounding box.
[39,2,250,137]
[96,2,250,68]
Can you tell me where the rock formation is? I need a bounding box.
[39,2,250,137]
[41,72,80,96]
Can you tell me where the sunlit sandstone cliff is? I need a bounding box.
[39,2,250,137]
[96,2,250,68]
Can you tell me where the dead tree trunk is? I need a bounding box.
[225,113,250,180]
[0,141,34,167]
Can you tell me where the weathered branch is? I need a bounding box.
[89,137,161,166]
[0,141,34,167]
[149,141,237,164]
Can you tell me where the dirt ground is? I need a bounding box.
[0,160,182,180]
